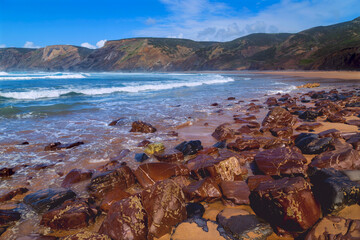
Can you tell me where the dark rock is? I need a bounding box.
[301,98,310,103]
[254,147,307,176]
[219,181,250,205]
[345,102,360,107]
[269,127,293,138]
[44,141,84,151]
[154,149,184,162]
[250,177,321,234]
[32,163,55,170]
[61,169,93,188]
[142,179,187,239]
[0,187,28,202]
[213,140,227,149]
[212,124,235,141]
[347,133,360,150]
[87,166,136,199]
[130,120,157,133]
[295,122,323,131]
[310,147,360,170]
[262,107,296,129]
[247,175,273,191]
[19,141,29,145]
[211,103,219,106]
[186,202,205,219]
[227,137,260,152]
[308,167,360,213]
[23,188,76,213]
[135,153,149,162]
[100,188,131,212]
[305,216,360,240]
[227,97,235,100]
[346,119,360,127]
[134,162,189,188]
[0,168,15,177]
[265,97,278,106]
[295,133,333,154]
[183,178,222,202]
[175,140,203,156]
[40,199,98,230]
[62,232,111,240]
[217,210,273,240]
[299,111,319,122]
[0,209,21,228]
[99,195,148,240]
[108,117,126,126]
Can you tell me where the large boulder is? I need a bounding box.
[219,181,250,205]
[262,107,296,129]
[254,147,308,176]
[100,188,131,212]
[130,120,157,133]
[183,178,222,202]
[295,133,333,154]
[99,195,148,240]
[250,177,321,234]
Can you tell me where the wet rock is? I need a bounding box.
[345,102,360,107]
[318,128,341,138]
[109,149,130,162]
[142,179,187,239]
[134,162,189,188]
[227,137,260,152]
[137,139,151,147]
[99,195,147,240]
[61,169,93,188]
[186,202,205,219]
[346,119,360,127]
[44,141,84,151]
[305,216,360,240]
[246,121,260,129]
[183,178,222,202]
[17,234,57,240]
[19,141,29,145]
[310,147,360,170]
[134,153,149,162]
[347,134,360,150]
[212,123,235,141]
[265,97,278,106]
[0,187,28,202]
[219,181,250,205]
[308,167,360,213]
[154,149,184,162]
[144,142,165,155]
[262,107,296,129]
[0,167,15,177]
[295,123,323,131]
[327,113,346,123]
[299,111,319,122]
[0,209,21,228]
[62,232,111,240]
[40,199,98,230]
[235,125,253,134]
[213,140,227,149]
[295,133,333,154]
[250,177,321,234]
[254,147,308,176]
[217,209,273,240]
[247,175,273,191]
[108,117,126,126]
[175,140,203,156]
[130,120,157,133]
[87,166,136,199]
[269,127,293,138]
[198,146,219,155]
[23,188,76,213]
[100,188,131,212]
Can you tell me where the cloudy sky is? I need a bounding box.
[0,0,359,48]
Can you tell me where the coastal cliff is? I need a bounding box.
[1,17,359,71]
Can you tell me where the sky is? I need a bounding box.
[0,0,359,49]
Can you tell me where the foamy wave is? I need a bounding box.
[267,85,298,95]
[0,75,234,100]
[0,73,86,80]
[0,71,9,76]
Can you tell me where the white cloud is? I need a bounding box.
[0,44,6,48]
[24,41,41,48]
[81,42,97,49]
[136,0,360,42]
[96,40,107,48]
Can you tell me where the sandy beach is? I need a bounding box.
[251,70,360,80]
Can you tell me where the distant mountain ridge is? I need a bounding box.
[1,17,359,71]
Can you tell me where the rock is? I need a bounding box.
[40,199,98,230]
[212,124,235,141]
[61,169,93,188]
[100,188,131,212]
[172,176,191,188]
[197,147,218,155]
[269,127,293,138]
[295,133,333,154]
[154,149,184,162]
[318,129,341,138]
[109,149,131,162]
[134,153,149,162]
[262,107,296,129]
[295,123,323,131]
[134,162,189,188]
[183,178,222,202]
[142,179,187,239]
[175,140,203,156]
[227,97,235,100]
[308,167,360,214]
[250,177,321,234]
[62,232,111,240]
[297,83,320,88]
[213,140,227,149]
[246,121,260,129]
[254,147,308,176]
[130,120,157,133]
[186,203,205,219]
[299,111,319,122]
[16,233,57,240]
[87,166,136,199]
[0,187,28,202]
[346,119,360,127]
[247,175,273,191]
[23,188,76,213]
[144,142,165,155]
[44,141,84,151]
[227,137,260,152]
[137,139,151,147]
[265,97,278,106]
[305,216,360,240]
[99,195,147,240]
[310,147,360,170]
[327,113,346,123]
[0,209,21,228]
[345,102,360,107]
[346,133,360,150]
[0,167,15,177]
[219,181,250,205]
[217,209,273,240]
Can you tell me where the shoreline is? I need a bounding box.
[248,70,360,80]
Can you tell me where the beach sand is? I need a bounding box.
[251,70,360,80]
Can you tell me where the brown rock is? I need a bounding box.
[100,188,131,212]
[250,177,321,234]
[227,137,260,152]
[44,141,84,151]
[327,113,346,123]
[265,97,278,106]
[262,107,296,129]
[130,120,157,133]
[154,149,184,163]
[137,139,151,147]
[318,129,341,138]
[183,178,222,202]
[0,167,15,177]
[346,119,360,127]
[61,169,93,188]
[0,187,28,202]
[134,162,189,188]
[254,147,308,176]
[310,147,360,170]
[212,123,235,141]
[142,179,187,239]
[270,127,293,138]
[296,123,323,131]
[99,195,147,240]
[62,232,111,240]
[247,175,273,191]
[219,181,250,205]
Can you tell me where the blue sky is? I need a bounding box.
[0,0,359,49]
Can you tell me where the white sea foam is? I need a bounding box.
[0,71,9,76]
[0,73,86,80]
